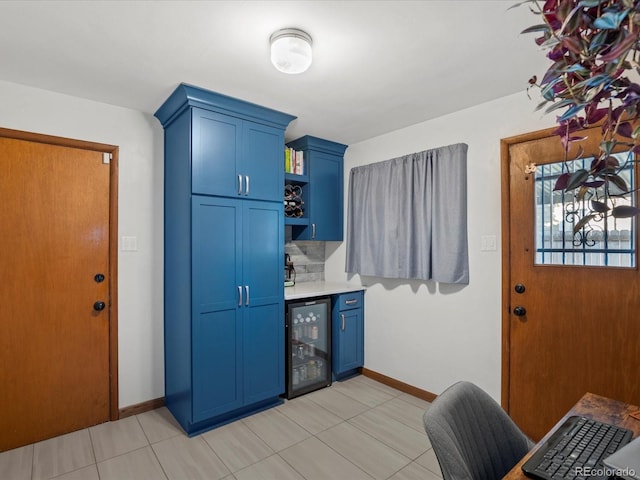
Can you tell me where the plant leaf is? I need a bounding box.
[593,9,630,30]
[545,98,575,113]
[611,205,640,218]
[583,180,605,188]
[566,169,590,190]
[535,100,550,111]
[558,104,586,123]
[590,199,610,213]
[600,31,638,62]
[579,0,607,6]
[618,121,634,138]
[554,172,571,191]
[540,77,564,101]
[558,3,582,33]
[573,214,597,234]
[600,140,615,156]
[561,64,590,74]
[540,35,562,50]
[607,174,629,192]
[605,156,620,168]
[508,0,537,10]
[578,74,610,89]
[521,24,551,34]
[586,107,608,124]
[576,185,589,202]
[588,30,610,54]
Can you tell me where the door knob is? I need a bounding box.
[93,301,106,311]
[514,283,525,294]
[513,306,526,317]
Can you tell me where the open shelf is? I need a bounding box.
[285,172,309,184]
[285,217,309,226]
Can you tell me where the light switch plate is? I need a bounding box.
[121,236,138,252]
[481,235,497,251]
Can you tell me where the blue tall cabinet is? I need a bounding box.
[155,84,295,435]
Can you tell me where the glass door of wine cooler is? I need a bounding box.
[285,297,331,399]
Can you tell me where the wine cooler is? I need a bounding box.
[285,297,331,399]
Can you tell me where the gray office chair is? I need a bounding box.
[423,381,534,480]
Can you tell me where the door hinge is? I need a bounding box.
[103,152,112,164]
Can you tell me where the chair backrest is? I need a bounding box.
[423,381,533,480]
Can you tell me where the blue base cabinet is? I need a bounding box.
[286,136,348,241]
[331,291,365,380]
[156,84,295,435]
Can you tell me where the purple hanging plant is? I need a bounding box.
[519,0,640,230]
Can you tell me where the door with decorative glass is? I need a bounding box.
[502,126,640,441]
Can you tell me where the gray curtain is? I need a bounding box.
[346,143,468,284]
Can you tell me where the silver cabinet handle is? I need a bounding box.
[312,223,316,239]
[237,286,242,306]
[245,175,249,196]
[237,175,242,195]
[341,313,345,331]
[245,285,250,306]
[345,299,358,305]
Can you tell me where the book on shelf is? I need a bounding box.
[284,147,304,175]
[285,148,291,173]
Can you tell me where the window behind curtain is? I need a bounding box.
[346,143,469,284]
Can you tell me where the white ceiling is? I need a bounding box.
[0,0,549,145]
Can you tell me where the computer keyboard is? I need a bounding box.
[522,416,633,480]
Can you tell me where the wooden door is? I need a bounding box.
[501,127,640,441]
[0,134,113,451]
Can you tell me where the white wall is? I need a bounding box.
[324,90,554,401]
[0,78,556,408]
[0,80,164,408]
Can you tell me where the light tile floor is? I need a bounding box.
[0,375,443,480]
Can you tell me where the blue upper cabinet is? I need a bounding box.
[286,136,348,241]
[156,83,295,202]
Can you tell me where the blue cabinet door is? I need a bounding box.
[192,109,283,202]
[192,109,242,198]
[242,201,285,403]
[191,196,243,422]
[334,308,363,373]
[308,151,343,240]
[332,291,364,377]
[335,308,364,373]
[242,123,285,203]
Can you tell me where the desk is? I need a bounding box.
[503,393,640,480]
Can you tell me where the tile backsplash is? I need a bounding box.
[285,228,326,283]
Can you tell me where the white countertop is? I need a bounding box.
[284,281,365,300]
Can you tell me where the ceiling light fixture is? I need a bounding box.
[270,28,313,75]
